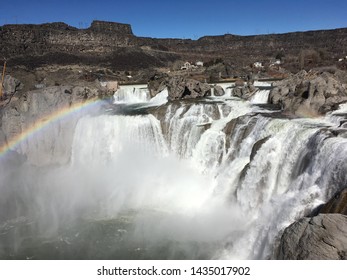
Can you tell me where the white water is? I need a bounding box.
[70,89,347,258]
[250,81,271,104]
[113,85,168,106]
[253,81,272,87]
[1,85,347,259]
[113,84,150,104]
[149,88,169,105]
[250,89,270,104]
[211,82,234,97]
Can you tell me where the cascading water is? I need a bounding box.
[1,83,347,259]
[113,85,150,104]
[113,85,168,106]
[250,81,272,104]
[250,90,270,104]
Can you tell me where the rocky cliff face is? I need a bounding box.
[0,21,133,57]
[276,214,347,260]
[89,20,133,34]
[1,21,347,73]
[0,21,179,70]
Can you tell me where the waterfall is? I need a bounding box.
[250,89,270,104]
[253,81,272,87]
[113,85,150,104]
[250,81,272,104]
[113,85,168,106]
[1,84,347,260]
[71,114,168,166]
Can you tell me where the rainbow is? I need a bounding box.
[0,98,104,157]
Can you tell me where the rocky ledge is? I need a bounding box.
[269,69,347,117]
[276,214,347,260]
[276,188,347,259]
[148,73,211,100]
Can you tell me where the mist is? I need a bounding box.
[0,113,248,259]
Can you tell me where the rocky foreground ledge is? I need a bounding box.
[277,214,347,259]
[276,189,347,259]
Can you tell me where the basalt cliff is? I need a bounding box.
[1,20,347,80]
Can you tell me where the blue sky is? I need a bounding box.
[0,0,346,39]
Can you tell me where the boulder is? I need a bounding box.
[2,75,22,96]
[166,77,211,100]
[276,214,347,259]
[213,85,225,96]
[232,87,243,98]
[148,74,215,100]
[147,72,168,97]
[232,83,257,100]
[269,70,347,116]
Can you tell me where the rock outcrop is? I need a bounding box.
[232,83,257,100]
[276,214,347,260]
[213,85,225,96]
[147,74,211,100]
[0,21,179,71]
[269,70,347,116]
[2,75,22,97]
[88,20,133,35]
[147,72,169,97]
[166,77,211,100]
